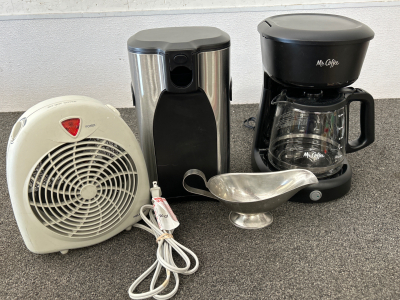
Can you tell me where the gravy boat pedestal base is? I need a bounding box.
[229,212,273,229]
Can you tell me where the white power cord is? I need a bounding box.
[128,183,199,300]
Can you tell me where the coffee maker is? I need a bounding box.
[252,14,375,202]
[128,27,231,198]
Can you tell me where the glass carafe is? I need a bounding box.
[268,89,374,178]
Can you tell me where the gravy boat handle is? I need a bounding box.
[183,169,220,200]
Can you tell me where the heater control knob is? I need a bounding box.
[310,190,322,201]
[10,119,26,143]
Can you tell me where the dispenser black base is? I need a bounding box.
[252,148,352,203]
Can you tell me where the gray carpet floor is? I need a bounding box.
[0,101,399,299]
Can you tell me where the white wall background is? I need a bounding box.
[0,2,399,111]
[0,0,398,15]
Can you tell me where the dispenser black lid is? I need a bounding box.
[127,26,230,54]
[258,14,374,45]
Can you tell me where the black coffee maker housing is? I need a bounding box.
[252,14,375,202]
[128,27,231,198]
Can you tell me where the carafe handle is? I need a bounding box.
[346,89,375,153]
[182,169,220,200]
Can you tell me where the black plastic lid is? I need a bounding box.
[273,88,357,112]
[258,14,374,45]
[127,26,230,54]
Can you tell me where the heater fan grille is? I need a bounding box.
[28,138,138,238]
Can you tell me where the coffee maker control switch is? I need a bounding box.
[310,190,322,201]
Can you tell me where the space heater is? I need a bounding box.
[6,96,150,254]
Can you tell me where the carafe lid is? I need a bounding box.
[258,14,374,45]
[128,26,230,54]
[286,89,343,106]
[273,88,355,111]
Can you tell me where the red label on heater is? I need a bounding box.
[61,118,80,137]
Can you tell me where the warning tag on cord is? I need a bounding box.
[152,197,180,231]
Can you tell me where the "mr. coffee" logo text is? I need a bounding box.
[316,59,339,68]
[303,152,325,162]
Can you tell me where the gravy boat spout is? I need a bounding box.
[183,169,318,229]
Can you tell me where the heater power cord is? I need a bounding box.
[128,184,199,300]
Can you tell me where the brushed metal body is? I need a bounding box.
[128,53,166,183]
[128,48,230,183]
[198,48,230,174]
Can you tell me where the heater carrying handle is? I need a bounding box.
[346,89,375,153]
[183,169,220,200]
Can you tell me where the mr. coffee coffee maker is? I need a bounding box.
[252,14,375,203]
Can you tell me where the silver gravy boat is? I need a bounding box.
[183,169,318,229]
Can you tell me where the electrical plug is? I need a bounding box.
[150,181,162,198]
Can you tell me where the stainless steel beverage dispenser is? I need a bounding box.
[128,26,231,198]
